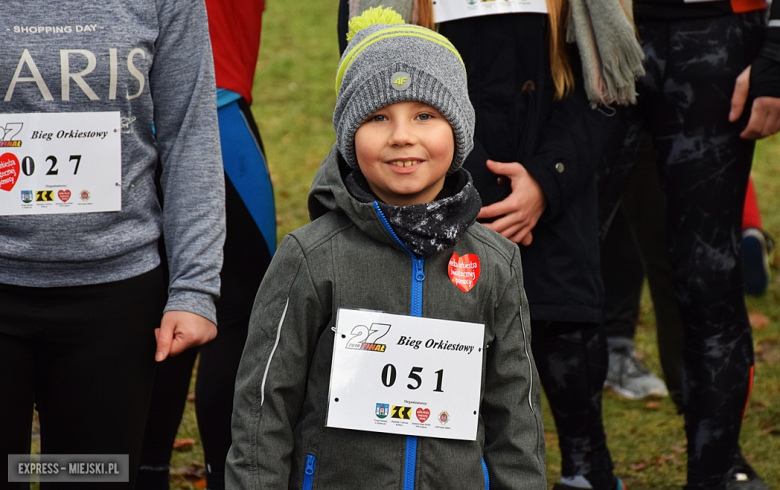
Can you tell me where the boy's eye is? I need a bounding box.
[371,114,387,122]
[417,113,432,121]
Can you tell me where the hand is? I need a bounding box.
[477,159,547,245]
[155,310,217,361]
[729,65,780,139]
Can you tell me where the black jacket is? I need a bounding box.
[439,14,617,324]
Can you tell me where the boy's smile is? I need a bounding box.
[354,101,455,206]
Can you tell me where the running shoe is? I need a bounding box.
[552,476,626,490]
[726,448,770,490]
[742,228,772,297]
[605,345,668,400]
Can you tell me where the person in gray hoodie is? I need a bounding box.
[226,8,545,490]
[0,1,224,488]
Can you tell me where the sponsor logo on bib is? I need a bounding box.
[58,189,71,202]
[416,408,430,423]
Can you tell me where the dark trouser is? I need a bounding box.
[601,136,685,407]
[531,322,613,484]
[599,13,762,489]
[137,99,273,490]
[0,267,166,490]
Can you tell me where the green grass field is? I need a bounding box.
[162,2,780,488]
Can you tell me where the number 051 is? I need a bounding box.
[381,364,444,393]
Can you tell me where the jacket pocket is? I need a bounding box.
[481,457,490,490]
[302,454,316,490]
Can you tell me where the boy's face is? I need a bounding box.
[354,101,455,207]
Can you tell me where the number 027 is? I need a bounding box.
[380,364,444,393]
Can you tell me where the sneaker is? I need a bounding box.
[742,228,772,297]
[605,345,669,400]
[726,448,770,490]
[552,476,626,490]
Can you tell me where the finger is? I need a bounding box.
[155,322,176,362]
[167,332,188,358]
[740,104,766,139]
[729,67,751,122]
[519,230,534,246]
[484,217,525,239]
[478,200,515,220]
[485,159,523,177]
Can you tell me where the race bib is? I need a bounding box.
[327,308,485,441]
[433,0,548,24]
[0,112,121,216]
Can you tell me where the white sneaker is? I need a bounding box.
[605,345,669,400]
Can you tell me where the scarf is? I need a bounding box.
[568,0,645,107]
[345,170,482,257]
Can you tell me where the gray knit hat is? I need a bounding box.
[333,7,475,173]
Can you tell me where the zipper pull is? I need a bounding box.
[305,455,316,476]
[414,258,425,282]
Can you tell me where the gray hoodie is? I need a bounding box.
[226,146,546,489]
[0,0,224,322]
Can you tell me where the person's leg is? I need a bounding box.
[650,13,763,489]
[531,321,618,490]
[0,285,36,490]
[195,99,273,490]
[33,268,166,490]
[136,347,199,490]
[620,138,684,406]
[741,175,771,296]
[600,207,644,343]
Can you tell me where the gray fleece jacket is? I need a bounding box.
[0,0,224,322]
[226,146,546,490]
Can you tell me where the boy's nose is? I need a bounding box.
[388,121,417,146]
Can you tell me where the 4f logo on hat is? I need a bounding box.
[391,71,411,91]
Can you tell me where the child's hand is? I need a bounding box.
[477,159,546,245]
[154,311,217,361]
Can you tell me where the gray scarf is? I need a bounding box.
[568,0,645,107]
[348,0,645,107]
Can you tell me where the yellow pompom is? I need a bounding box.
[346,6,405,42]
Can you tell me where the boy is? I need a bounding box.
[226,8,546,489]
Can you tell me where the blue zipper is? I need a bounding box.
[373,202,424,490]
[482,457,490,490]
[302,454,316,490]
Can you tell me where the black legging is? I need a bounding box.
[0,267,167,490]
[531,321,614,488]
[599,13,762,489]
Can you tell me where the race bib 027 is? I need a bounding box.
[0,112,121,216]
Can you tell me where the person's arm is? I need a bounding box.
[729,0,780,139]
[150,0,225,359]
[226,235,330,489]
[481,246,546,489]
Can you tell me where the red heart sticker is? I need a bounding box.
[0,153,20,192]
[416,408,430,423]
[58,189,71,202]
[448,252,480,293]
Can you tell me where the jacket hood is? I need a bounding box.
[308,144,481,255]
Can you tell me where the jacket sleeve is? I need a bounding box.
[521,77,618,222]
[481,247,546,489]
[226,235,330,489]
[152,0,225,324]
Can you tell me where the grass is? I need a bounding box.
[173,1,778,488]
